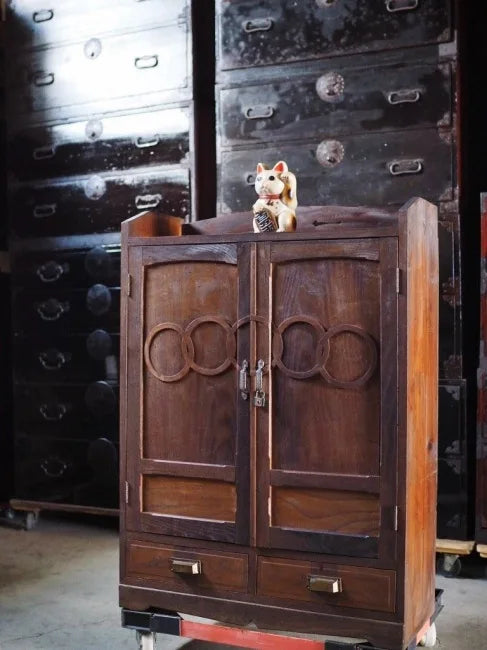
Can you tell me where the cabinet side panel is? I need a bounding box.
[401,199,439,643]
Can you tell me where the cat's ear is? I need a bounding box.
[273,160,288,174]
[256,162,265,173]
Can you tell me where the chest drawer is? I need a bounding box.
[12,287,120,334]
[7,0,187,50]
[217,0,452,71]
[14,381,118,439]
[257,556,396,613]
[9,24,190,120]
[12,244,120,289]
[219,129,453,212]
[10,167,190,238]
[125,539,249,595]
[13,333,120,384]
[219,61,452,147]
[10,107,191,181]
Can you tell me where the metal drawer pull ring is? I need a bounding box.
[33,146,56,160]
[33,204,57,218]
[40,403,67,421]
[386,0,419,12]
[244,105,274,120]
[135,194,161,209]
[387,89,421,104]
[388,159,423,176]
[135,55,158,69]
[36,299,70,321]
[38,351,67,370]
[33,72,55,86]
[243,18,273,33]
[37,261,66,283]
[33,9,53,22]
[135,135,160,148]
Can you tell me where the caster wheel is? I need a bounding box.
[23,511,39,531]
[419,622,437,647]
[136,631,156,650]
[437,553,461,578]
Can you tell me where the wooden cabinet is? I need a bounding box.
[120,199,438,650]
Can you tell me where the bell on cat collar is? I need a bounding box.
[252,160,297,233]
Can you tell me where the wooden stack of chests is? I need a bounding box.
[5,0,214,514]
[215,0,474,544]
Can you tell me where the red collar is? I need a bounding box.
[259,193,280,200]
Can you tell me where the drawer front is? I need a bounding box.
[12,287,120,334]
[12,245,120,289]
[11,168,190,238]
[14,382,119,439]
[13,333,120,383]
[9,25,189,118]
[125,540,248,594]
[219,62,452,146]
[217,0,452,71]
[10,107,191,181]
[219,130,453,212]
[8,0,186,50]
[257,557,396,613]
[14,434,119,508]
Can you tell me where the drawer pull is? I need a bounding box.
[40,403,67,421]
[41,456,68,478]
[244,105,275,120]
[243,18,273,33]
[33,145,56,160]
[33,72,55,87]
[388,159,423,176]
[36,260,68,283]
[135,193,162,209]
[33,9,54,22]
[36,298,70,321]
[245,173,256,185]
[316,72,345,103]
[38,350,68,371]
[387,89,421,105]
[170,559,202,575]
[385,0,419,12]
[307,575,343,593]
[33,204,57,219]
[316,139,345,168]
[135,55,159,69]
[135,135,160,148]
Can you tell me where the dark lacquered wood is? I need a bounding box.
[476,194,487,544]
[217,0,451,71]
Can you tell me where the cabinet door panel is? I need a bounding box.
[256,240,398,559]
[126,244,250,544]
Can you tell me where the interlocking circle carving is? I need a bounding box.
[273,316,329,380]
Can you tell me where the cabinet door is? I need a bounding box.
[125,244,250,544]
[256,239,398,560]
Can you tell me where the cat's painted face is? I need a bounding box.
[255,161,288,196]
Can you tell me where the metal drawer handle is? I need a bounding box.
[38,350,67,370]
[33,71,55,87]
[170,559,202,575]
[387,89,421,105]
[134,55,159,69]
[39,403,67,421]
[36,299,70,321]
[135,135,160,148]
[33,204,57,218]
[388,159,423,176]
[36,261,68,283]
[33,9,54,22]
[41,457,68,478]
[135,194,161,209]
[244,105,275,120]
[33,145,56,160]
[307,575,343,593]
[243,18,273,33]
[245,173,256,185]
[385,0,419,12]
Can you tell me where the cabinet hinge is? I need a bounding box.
[127,274,132,297]
[125,481,130,505]
[396,268,401,294]
[393,506,399,531]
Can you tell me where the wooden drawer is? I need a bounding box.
[12,287,120,335]
[219,129,453,212]
[10,167,190,238]
[12,244,120,289]
[217,0,451,71]
[218,61,452,146]
[7,0,187,51]
[8,25,190,121]
[13,333,120,384]
[14,381,118,439]
[257,556,396,613]
[125,540,249,594]
[10,107,191,181]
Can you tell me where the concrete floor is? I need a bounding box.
[0,515,486,650]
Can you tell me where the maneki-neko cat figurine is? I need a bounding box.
[252,160,297,233]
